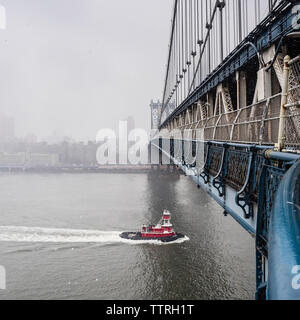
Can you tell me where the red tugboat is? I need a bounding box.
[120,210,185,242]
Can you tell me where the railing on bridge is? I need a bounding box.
[151,137,300,299]
[201,84,300,149]
[159,56,300,152]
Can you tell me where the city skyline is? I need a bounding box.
[0,112,140,144]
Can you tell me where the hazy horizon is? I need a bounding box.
[0,0,172,142]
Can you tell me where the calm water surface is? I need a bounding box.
[0,172,255,300]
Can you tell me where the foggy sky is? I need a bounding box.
[0,0,172,142]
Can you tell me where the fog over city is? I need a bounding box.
[0,0,172,142]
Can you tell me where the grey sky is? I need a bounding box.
[0,0,172,141]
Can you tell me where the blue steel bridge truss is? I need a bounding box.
[160,0,300,128]
[153,0,300,300]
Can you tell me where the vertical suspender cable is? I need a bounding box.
[194,0,197,54]
[219,2,224,63]
[175,8,177,108]
[181,0,184,99]
[178,0,182,105]
[185,0,188,96]
[226,2,229,58]
[233,0,236,47]
[188,1,219,94]
[229,1,232,53]
[178,0,181,105]
[255,0,258,26]
[188,0,192,90]
[238,0,242,43]
[192,0,196,90]
[161,0,178,114]
[198,0,202,85]
[207,0,211,73]
[176,2,179,107]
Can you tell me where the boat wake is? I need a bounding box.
[0,226,122,243]
[0,226,189,245]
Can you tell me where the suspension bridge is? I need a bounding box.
[150,0,300,300]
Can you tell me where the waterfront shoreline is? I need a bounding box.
[0,165,181,174]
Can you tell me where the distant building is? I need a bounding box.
[0,138,101,167]
[27,153,59,167]
[0,114,15,142]
[126,116,135,134]
[24,133,38,144]
[85,141,98,165]
[0,152,59,167]
[0,152,26,166]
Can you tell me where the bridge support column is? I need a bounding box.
[256,67,272,102]
[207,93,214,118]
[236,71,247,109]
[198,101,208,122]
[276,55,290,151]
[214,84,234,126]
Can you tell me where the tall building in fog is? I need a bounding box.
[126,116,135,134]
[0,114,15,142]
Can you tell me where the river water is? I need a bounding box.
[0,171,255,300]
